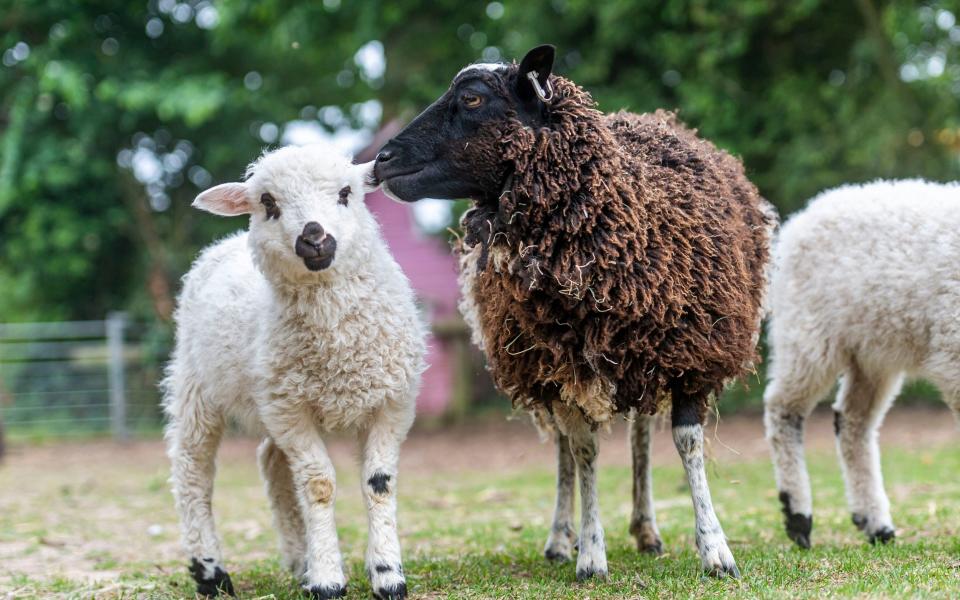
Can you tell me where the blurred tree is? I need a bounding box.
[1,0,959,324]
[0,0,390,320]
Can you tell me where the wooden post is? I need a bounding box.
[106,312,128,442]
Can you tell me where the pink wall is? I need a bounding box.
[365,190,460,415]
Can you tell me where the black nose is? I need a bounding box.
[376,149,394,163]
[300,221,324,246]
[295,222,337,271]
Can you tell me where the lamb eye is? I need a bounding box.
[338,185,350,206]
[462,93,483,109]
[260,193,280,220]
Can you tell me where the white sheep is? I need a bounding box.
[162,143,425,600]
[764,179,960,548]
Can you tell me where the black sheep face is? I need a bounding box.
[374,45,556,203]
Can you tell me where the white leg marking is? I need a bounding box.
[566,416,608,581]
[763,356,836,547]
[360,403,413,600]
[544,432,577,562]
[629,411,662,554]
[267,419,346,597]
[673,424,739,578]
[165,403,235,595]
[833,365,901,544]
[258,437,307,577]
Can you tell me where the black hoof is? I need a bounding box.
[869,527,895,545]
[709,563,741,579]
[373,582,408,600]
[575,568,607,582]
[779,492,813,548]
[545,548,573,563]
[305,583,347,599]
[790,532,811,549]
[640,539,664,555]
[189,558,235,597]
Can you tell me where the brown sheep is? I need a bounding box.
[374,45,776,580]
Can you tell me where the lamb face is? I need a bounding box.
[193,144,375,284]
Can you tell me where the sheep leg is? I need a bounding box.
[565,416,608,581]
[360,404,414,600]
[543,431,577,563]
[833,365,901,544]
[629,411,662,554]
[257,437,307,577]
[266,419,346,599]
[166,408,235,596]
[763,357,835,548]
[672,392,739,578]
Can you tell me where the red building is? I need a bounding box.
[364,189,463,415]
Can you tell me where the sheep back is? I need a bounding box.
[457,76,776,422]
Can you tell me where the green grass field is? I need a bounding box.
[1,412,958,599]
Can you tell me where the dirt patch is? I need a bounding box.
[1,405,954,476]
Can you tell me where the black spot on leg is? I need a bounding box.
[368,472,391,495]
[375,564,392,573]
[852,513,867,530]
[833,410,842,436]
[782,412,804,430]
[189,557,235,597]
[778,492,813,549]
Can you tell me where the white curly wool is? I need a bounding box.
[162,144,425,598]
[764,179,960,548]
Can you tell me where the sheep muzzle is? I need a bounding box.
[295,222,337,271]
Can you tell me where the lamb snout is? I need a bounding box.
[295,221,337,271]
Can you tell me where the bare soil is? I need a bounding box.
[5,406,953,475]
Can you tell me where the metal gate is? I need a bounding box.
[0,314,169,441]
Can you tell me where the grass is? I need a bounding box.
[1,426,959,599]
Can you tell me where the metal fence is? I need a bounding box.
[0,315,169,440]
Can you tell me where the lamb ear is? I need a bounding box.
[516,44,555,102]
[192,182,251,216]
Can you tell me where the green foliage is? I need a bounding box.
[1,1,959,410]
[2,0,959,323]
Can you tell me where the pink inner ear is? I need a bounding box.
[192,183,251,216]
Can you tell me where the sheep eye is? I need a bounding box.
[462,93,483,109]
[338,185,350,206]
[260,193,280,220]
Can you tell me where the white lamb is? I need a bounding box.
[764,179,960,549]
[163,143,425,600]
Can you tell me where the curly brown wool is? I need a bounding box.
[456,74,776,423]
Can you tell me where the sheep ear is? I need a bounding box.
[516,44,555,102]
[192,182,251,216]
